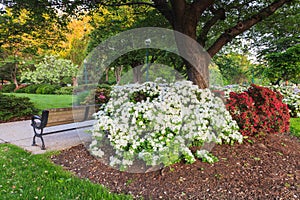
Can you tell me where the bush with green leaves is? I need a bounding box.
[55,86,74,95]
[0,84,16,93]
[23,84,41,94]
[0,93,38,122]
[36,84,60,94]
[82,84,112,105]
[90,81,243,171]
[21,55,78,85]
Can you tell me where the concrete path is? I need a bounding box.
[0,120,93,154]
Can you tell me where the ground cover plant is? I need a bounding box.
[0,93,38,123]
[4,93,72,111]
[0,144,132,200]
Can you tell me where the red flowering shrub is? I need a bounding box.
[226,84,290,136]
[95,87,111,104]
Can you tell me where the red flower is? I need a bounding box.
[226,84,290,136]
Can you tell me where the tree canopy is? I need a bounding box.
[265,44,300,84]
[1,0,298,88]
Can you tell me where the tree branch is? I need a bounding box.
[207,0,293,57]
[198,7,225,47]
[152,0,174,25]
[100,1,156,8]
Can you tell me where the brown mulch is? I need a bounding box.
[51,133,300,199]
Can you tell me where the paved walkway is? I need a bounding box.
[0,120,93,154]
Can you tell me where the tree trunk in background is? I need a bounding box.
[12,63,19,90]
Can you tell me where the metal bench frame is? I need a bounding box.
[31,105,95,150]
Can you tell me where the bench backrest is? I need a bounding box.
[46,105,96,127]
[40,110,49,128]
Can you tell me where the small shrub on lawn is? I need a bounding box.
[0,84,16,93]
[226,84,290,136]
[24,84,41,94]
[83,84,111,105]
[55,86,74,95]
[36,84,60,94]
[0,93,38,122]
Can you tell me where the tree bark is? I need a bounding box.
[152,0,292,88]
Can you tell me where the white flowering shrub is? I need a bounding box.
[269,85,300,118]
[90,80,243,171]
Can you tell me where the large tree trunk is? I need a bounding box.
[153,0,291,89]
[172,10,211,88]
[169,1,212,88]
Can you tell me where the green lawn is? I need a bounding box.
[5,93,73,111]
[290,118,300,138]
[0,144,132,200]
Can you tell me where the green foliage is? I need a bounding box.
[55,86,74,95]
[0,84,16,93]
[0,93,38,122]
[35,84,60,95]
[24,84,41,94]
[265,44,300,84]
[0,8,66,87]
[0,144,132,200]
[209,64,224,86]
[214,53,253,85]
[249,1,300,57]
[21,55,78,85]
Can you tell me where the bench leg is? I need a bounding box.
[40,136,46,150]
[32,135,37,146]
[32,128,46,150]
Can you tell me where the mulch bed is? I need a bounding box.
[51,133,300,199]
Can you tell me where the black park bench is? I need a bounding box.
[31,105,98,150]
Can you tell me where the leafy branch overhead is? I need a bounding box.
[1,0,298,88]
[3,0,295,57]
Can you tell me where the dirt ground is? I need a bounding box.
[51,133,300,199]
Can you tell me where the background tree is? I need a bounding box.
[59,16,93,66]
[0,7,65,88]
[246,1,300,58]
[214,53,254,85]
[21,55,78,86]
[264,44,300,85]
[2,0,297,88]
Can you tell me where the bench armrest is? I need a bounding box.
[31,115,42,129]
[31,110,49,129]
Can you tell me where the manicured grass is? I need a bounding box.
[0,144,132,200]
[5,93,73,111]
[290,118,300,138]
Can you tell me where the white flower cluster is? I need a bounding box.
[269,85,300,118]
[195,149,219,164]
[90,80,242,170]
